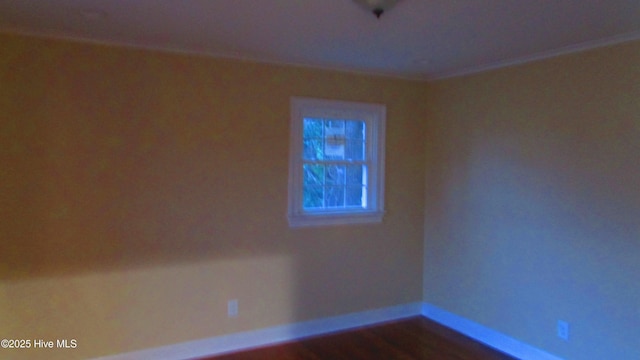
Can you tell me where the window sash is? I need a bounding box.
[301,160,369,211]
[302,118,367,162]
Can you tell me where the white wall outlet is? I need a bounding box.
[557,320,569,341]
[228,299,238,318]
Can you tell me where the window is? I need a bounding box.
[288,97,385,227]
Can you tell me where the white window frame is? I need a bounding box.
[288,97,386,227]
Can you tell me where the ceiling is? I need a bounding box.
[0,0,638,80]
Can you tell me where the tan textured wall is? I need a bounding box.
[0,33,427,360]
[424,41,640,359]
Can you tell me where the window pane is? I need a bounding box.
[345,139,364,160]
[346,165,366,207]
[325,186,345,207]
[324,120,345,160]
[303,185,324,209]
[345,120,365,160]
[326,165,345,185]
[303,164,324,185]
[346,186,366,207]
[345,120,365,139]
[303,139,323,160]
[303,118,324,160]
[346,165,365,186]
[303,118,323,139]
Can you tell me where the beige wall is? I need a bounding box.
[3,30,638,360]
[0,33,427,360]
[424,41,640,359]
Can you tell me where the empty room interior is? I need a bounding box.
[1,1,639,359]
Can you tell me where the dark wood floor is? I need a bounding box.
[197,316,517,360]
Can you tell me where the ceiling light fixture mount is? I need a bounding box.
[353,0,400,18]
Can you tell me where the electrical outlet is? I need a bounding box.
[557,320,569,341]
[228,299,238,318]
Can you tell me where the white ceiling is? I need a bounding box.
[0,0,638,80]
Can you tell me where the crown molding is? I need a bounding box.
[2,26,639,83]
[428,30,640,81]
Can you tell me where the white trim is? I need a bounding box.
[287,210,384,228]
[421,303,564,360]
[288,97,386,228]
[92,302,564,360]
[91,302,422,360]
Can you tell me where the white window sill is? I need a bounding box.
[288,211,384,228]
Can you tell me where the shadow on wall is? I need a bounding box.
[423,57,640,359]
[1,33,427,360]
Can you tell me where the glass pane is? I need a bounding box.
[345,139,364,160]
[303,118,323,139]
[303,164,324,185]
[303,185,324,209]
[345,120,365,160]
[345,120,365,139]
[325,186,345,207]
[324,120,345,160]
[346,186,366,207]
[326,165,345,185]
[325,119,345,131]
[301,118,370,211]
[303,139,323,160]
[346,165,365,186]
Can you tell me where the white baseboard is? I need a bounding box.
[92,302,423,360]
[94,302,562,360]
[421,303,564,360]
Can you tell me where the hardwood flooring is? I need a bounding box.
[197,316,517,360]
